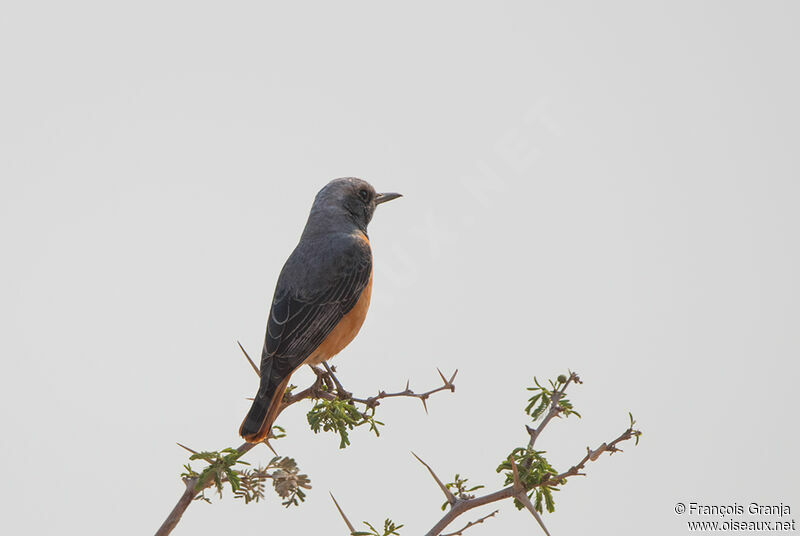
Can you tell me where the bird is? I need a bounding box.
[239,177,402,443]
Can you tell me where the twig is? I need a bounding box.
[526,371,580,449]
[540,425,641,487]
[440,510,498,536]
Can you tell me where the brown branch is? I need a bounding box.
[282,368,458,412]
[540,424,641,488]
[156,479,199,536]
[352,368,458,412]
[424,486,516,536]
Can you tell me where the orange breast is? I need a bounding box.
[307,272,373,365]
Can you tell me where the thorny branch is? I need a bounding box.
[282,365,456,414]
[329,365,458,413]
[155,343,457,536]
[540,423,642,487]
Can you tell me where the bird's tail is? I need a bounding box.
[239,374,292,443]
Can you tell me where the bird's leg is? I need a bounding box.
[309,365,328,398]
[323,362,352,400]
[319,366,337,392]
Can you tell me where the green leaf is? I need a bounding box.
[543,486,555,513]
[534,489,543,513]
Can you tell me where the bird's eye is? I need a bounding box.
[358,189,370,201]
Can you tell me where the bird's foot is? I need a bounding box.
[309,366,329,398]
[323,362,352,400]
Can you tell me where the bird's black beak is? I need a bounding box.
[375,192,402,205]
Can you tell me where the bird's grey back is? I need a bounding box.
[278,231,370,300]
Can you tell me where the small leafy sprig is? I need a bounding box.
[230,455,310,506]
[496,448,558,512]
[271,456,312,506]
[440,474,484,510]
[231,467,267,504]
[181,448,249,499]
[352,519,404,536]
[526,374,581,421]
[307,398,384,449]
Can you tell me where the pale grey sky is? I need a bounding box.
[2,1,799,535]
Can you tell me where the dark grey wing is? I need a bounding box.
[259,240,372,388]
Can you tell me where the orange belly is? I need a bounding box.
[307,271,373,365]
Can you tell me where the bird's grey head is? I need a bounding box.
[305,177,401,235]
